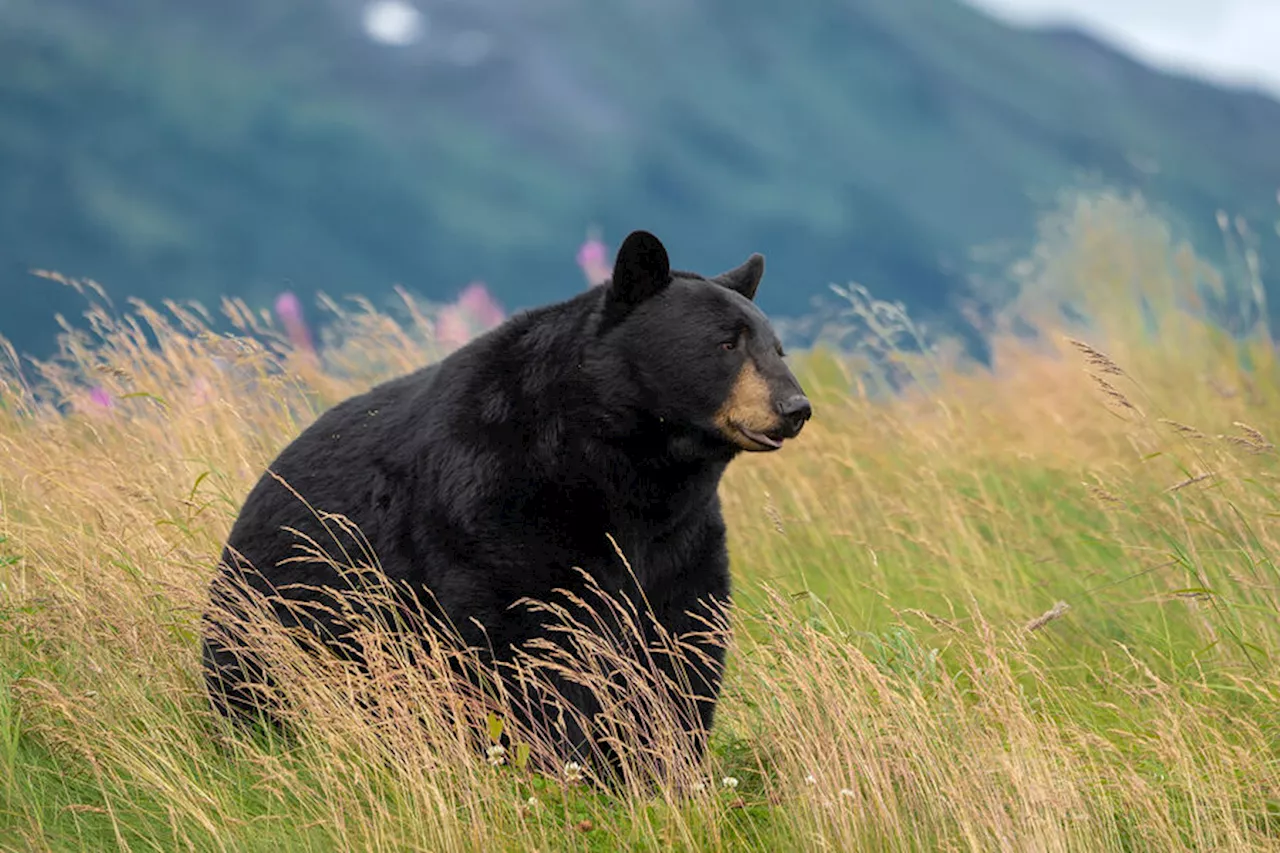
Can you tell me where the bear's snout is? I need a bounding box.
[776,394,812,438]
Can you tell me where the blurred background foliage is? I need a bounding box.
[3,0,1280,359]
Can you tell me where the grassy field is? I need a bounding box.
[3,192,1280,851]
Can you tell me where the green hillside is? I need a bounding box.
[3,0,1279,356]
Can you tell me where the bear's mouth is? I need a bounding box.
[732,422,784,451]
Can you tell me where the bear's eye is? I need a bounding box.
[720,340,737,352]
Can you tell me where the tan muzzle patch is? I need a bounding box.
[714,361,783,450]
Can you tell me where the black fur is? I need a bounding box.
[201,230,811,776]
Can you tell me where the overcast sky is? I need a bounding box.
[965,0,1280,97]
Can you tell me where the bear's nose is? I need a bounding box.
[777,394,812,437]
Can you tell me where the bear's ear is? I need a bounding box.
[712,253,765,301]
[610,230,671,306]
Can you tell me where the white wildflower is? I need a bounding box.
[487,744,507,766]
[721,776,739,790]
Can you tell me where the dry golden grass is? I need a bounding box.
[2,191,1280,851]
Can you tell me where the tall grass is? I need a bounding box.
[3,191,1280,851]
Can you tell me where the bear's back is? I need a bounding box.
[219,363,444,595]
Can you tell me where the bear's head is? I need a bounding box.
[601,230,812,454]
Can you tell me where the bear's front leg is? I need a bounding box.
[648,595,730,765]
[641,528,733,771]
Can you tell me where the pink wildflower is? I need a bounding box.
[274,291,316,356]
[89,386,114,409]
[457,281,505,330]
[576,231,611,288]
[73,385,115,418]
[435,305,472,349]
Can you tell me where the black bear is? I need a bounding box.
[201,230,812,777]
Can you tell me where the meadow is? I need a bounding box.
[2,192,1280,851]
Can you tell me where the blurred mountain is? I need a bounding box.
[3,0,1279,357]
